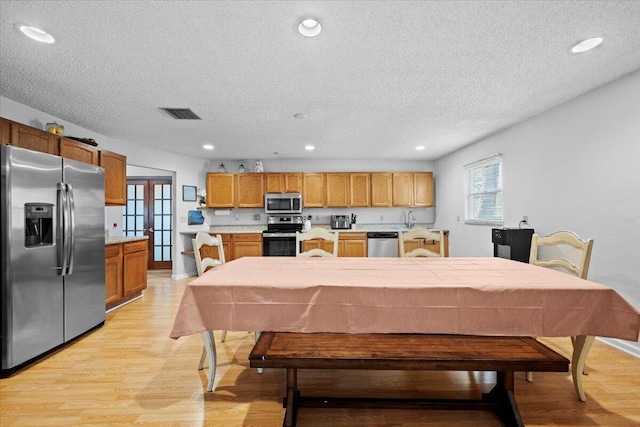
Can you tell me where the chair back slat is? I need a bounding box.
[296,228,339,257]
[529,231,593,279]
[398,227,445,258]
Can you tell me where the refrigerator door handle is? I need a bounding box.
[57,183,73,276]
[57,183,69,275]
[66,184,76,275]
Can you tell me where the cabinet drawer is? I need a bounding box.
[232,233,262,242]
[123,240,147,254]
[105,243,122,258]
[339,232,367,240]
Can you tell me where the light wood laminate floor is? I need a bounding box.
[1,270,639,426]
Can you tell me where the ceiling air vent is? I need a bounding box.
[160,108,202,120]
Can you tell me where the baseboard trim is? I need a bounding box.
[171,272,195,280]
[598,337,640,358]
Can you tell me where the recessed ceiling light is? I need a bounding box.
[415,146,426,151]
[19,26,55,43]
[294,113,307,119]
[571,37,603,53]
[202,144,214,150]
[298,18,322,37]
[305,145,315,151]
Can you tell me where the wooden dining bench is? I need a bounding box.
[249,332,569,427]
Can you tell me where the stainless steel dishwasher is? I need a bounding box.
[367,232,399,257]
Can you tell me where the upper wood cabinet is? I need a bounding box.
[349,173,370,207]
[206,173,235,208]
[392,173,414,207]
[413,172,434,207]
[235,173,264,208]
[265,173,302,193]
[10,123,58,155]
[325,173,349,207]
[265,173,284,193]
[284,173,302,193]
[392,172,434,207]
[206,170,432,209]
[303,173,325,207]
[371,173,393,207]
[59,137,98,165]
[99,150,127,206]
[0,118,11,144]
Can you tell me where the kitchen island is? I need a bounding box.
[105,235,149,310]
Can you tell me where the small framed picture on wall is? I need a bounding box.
[182,185,197,202]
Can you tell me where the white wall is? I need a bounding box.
[433,70,640,356]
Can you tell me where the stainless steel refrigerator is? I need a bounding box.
[1,145,106,375]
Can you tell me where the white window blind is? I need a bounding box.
[464,155,503,225]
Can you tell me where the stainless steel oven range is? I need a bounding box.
[262,215,303,256]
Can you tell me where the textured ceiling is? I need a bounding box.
[1,1,640,161]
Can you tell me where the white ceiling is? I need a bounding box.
[1,1,640,161]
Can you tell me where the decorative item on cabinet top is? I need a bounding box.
[254,160,264,172]
[218,163,227,173]
[46,122,64,136]
[197,188,207,207]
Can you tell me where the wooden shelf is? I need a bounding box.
[181,250,194,256]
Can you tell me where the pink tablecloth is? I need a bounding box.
[170,257,640,341]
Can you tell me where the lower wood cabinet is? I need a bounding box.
[105,244,123,306]
[106,239,148,310]
[301,232,368,257]
[401,231,449,257]
[231,233,263,259]
[124,240,148,297]
[196,233,262,262]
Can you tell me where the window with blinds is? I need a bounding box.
[464,155,503,225]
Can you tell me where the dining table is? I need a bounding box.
[170,256,640,400]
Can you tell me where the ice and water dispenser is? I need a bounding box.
[492,227,534,263]
[25,203,54,247]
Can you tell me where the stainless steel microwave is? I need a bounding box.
[264,193,302,214]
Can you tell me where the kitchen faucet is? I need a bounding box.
[407,210,416,229]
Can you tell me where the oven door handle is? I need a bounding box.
[263,232,297,238]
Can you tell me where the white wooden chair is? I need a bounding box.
[296,228,339,257]
[529,231,593,279]
[192,232,262,378]
[526,230,594,401]
[398,227,445,257]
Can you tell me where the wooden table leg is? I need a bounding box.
[572,335,595,402]
[200,331,217,392]
[482,372,523,427]
[283,368,298,427]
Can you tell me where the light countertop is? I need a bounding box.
[106,235,149,245]
[179,224,447,235]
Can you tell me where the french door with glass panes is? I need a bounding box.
[122,179,172,270]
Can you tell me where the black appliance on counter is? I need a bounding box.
[331,215,351,230]
[492,227,535,263]
[262,215,303,256]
